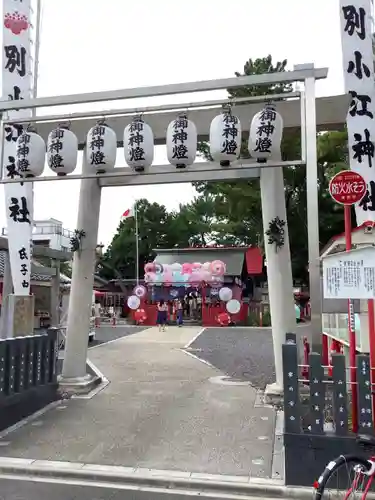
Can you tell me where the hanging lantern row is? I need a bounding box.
[14,104,283,178]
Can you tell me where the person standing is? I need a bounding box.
[190,294,197,320]
[157,299,168,332]
[176,299,183,327]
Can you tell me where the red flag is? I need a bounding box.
[121,206,134,220]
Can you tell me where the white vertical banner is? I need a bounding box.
[2,0,35,295]
[340,0,375,224]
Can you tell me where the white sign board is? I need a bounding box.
[340,0,375,223]
[323,246,375,299]
[2,0,34,295]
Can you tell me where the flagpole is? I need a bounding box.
[135,202,139,285]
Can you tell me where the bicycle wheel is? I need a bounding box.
[314,454,373,499]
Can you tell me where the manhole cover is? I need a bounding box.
[209,376,251,386]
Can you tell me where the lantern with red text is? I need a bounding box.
[134,308,147,324]
[217,312,230,326]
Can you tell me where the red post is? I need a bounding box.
[322,334,329,366]
[345,205,358,433]
[368,298,375,419]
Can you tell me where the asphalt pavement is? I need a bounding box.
[89,325,149,347]
[186,327,276,390]
[0,477,291,500]
[57,326,149,375]
[0,327,276,478]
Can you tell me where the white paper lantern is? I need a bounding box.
[167,114,197,168]
[248,105,283,161]
[226,299,241,315]
[86,123,117,173]
[127,295,140,310]
[209,111,241,166]
[219,287,233,302]
[124,118,154,172]
[47,125,78,176]
[15,130,45,177]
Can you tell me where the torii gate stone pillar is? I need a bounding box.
[60,155,102,393]
[260,157,296,400]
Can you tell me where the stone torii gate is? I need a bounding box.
[0,64,341,395]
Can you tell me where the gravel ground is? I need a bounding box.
[187,327,276,390]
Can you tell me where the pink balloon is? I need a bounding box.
[189,271,203,287]
[163,272,173,287]
[191,262,202,272]
[144,262,155,273]
[200,270,212,283]
[144,272,156,283]
[211,260,226,276]
[182,263,193,274]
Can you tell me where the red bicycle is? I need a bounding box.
[314,435,375,499]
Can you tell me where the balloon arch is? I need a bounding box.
[126,260,243,325]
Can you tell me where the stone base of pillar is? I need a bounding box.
[6,294,35,338]
[264,382,284,405]
[58,373,101,396]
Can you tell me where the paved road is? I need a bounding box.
[187,327,276,390]
[187,326,311,390]
[89,325,149,347]
[57,326,149,375]
[0,327,276,478]
[0,477,273,500]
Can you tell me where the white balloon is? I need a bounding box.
[133,285,146,298]
[127,295,140,310]
[226,299,241,315]
[219,287,233,302]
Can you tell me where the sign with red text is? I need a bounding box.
[329,170,367,205]
[340,0,375,221]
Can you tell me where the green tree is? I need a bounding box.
[98,198,211,280]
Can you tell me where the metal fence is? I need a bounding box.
[0,329,58,401]
[282,337,373,436]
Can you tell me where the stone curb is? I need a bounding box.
[0,458,314,499]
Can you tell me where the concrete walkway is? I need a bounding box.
[0,327,276,478]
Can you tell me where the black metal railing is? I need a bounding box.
[282,334,375,487]
[0,329,58,402]
[283,339,373,435]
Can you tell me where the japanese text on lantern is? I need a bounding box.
[340,1,375,222]
[255,107,276,154]
[221,114,239,156]
[16,132,31,174]
[90,125,106,166]
[172,116,189,161]
[48,128,64,169]
[128,121,145,163]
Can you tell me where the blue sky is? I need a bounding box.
[2,0,346,245]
